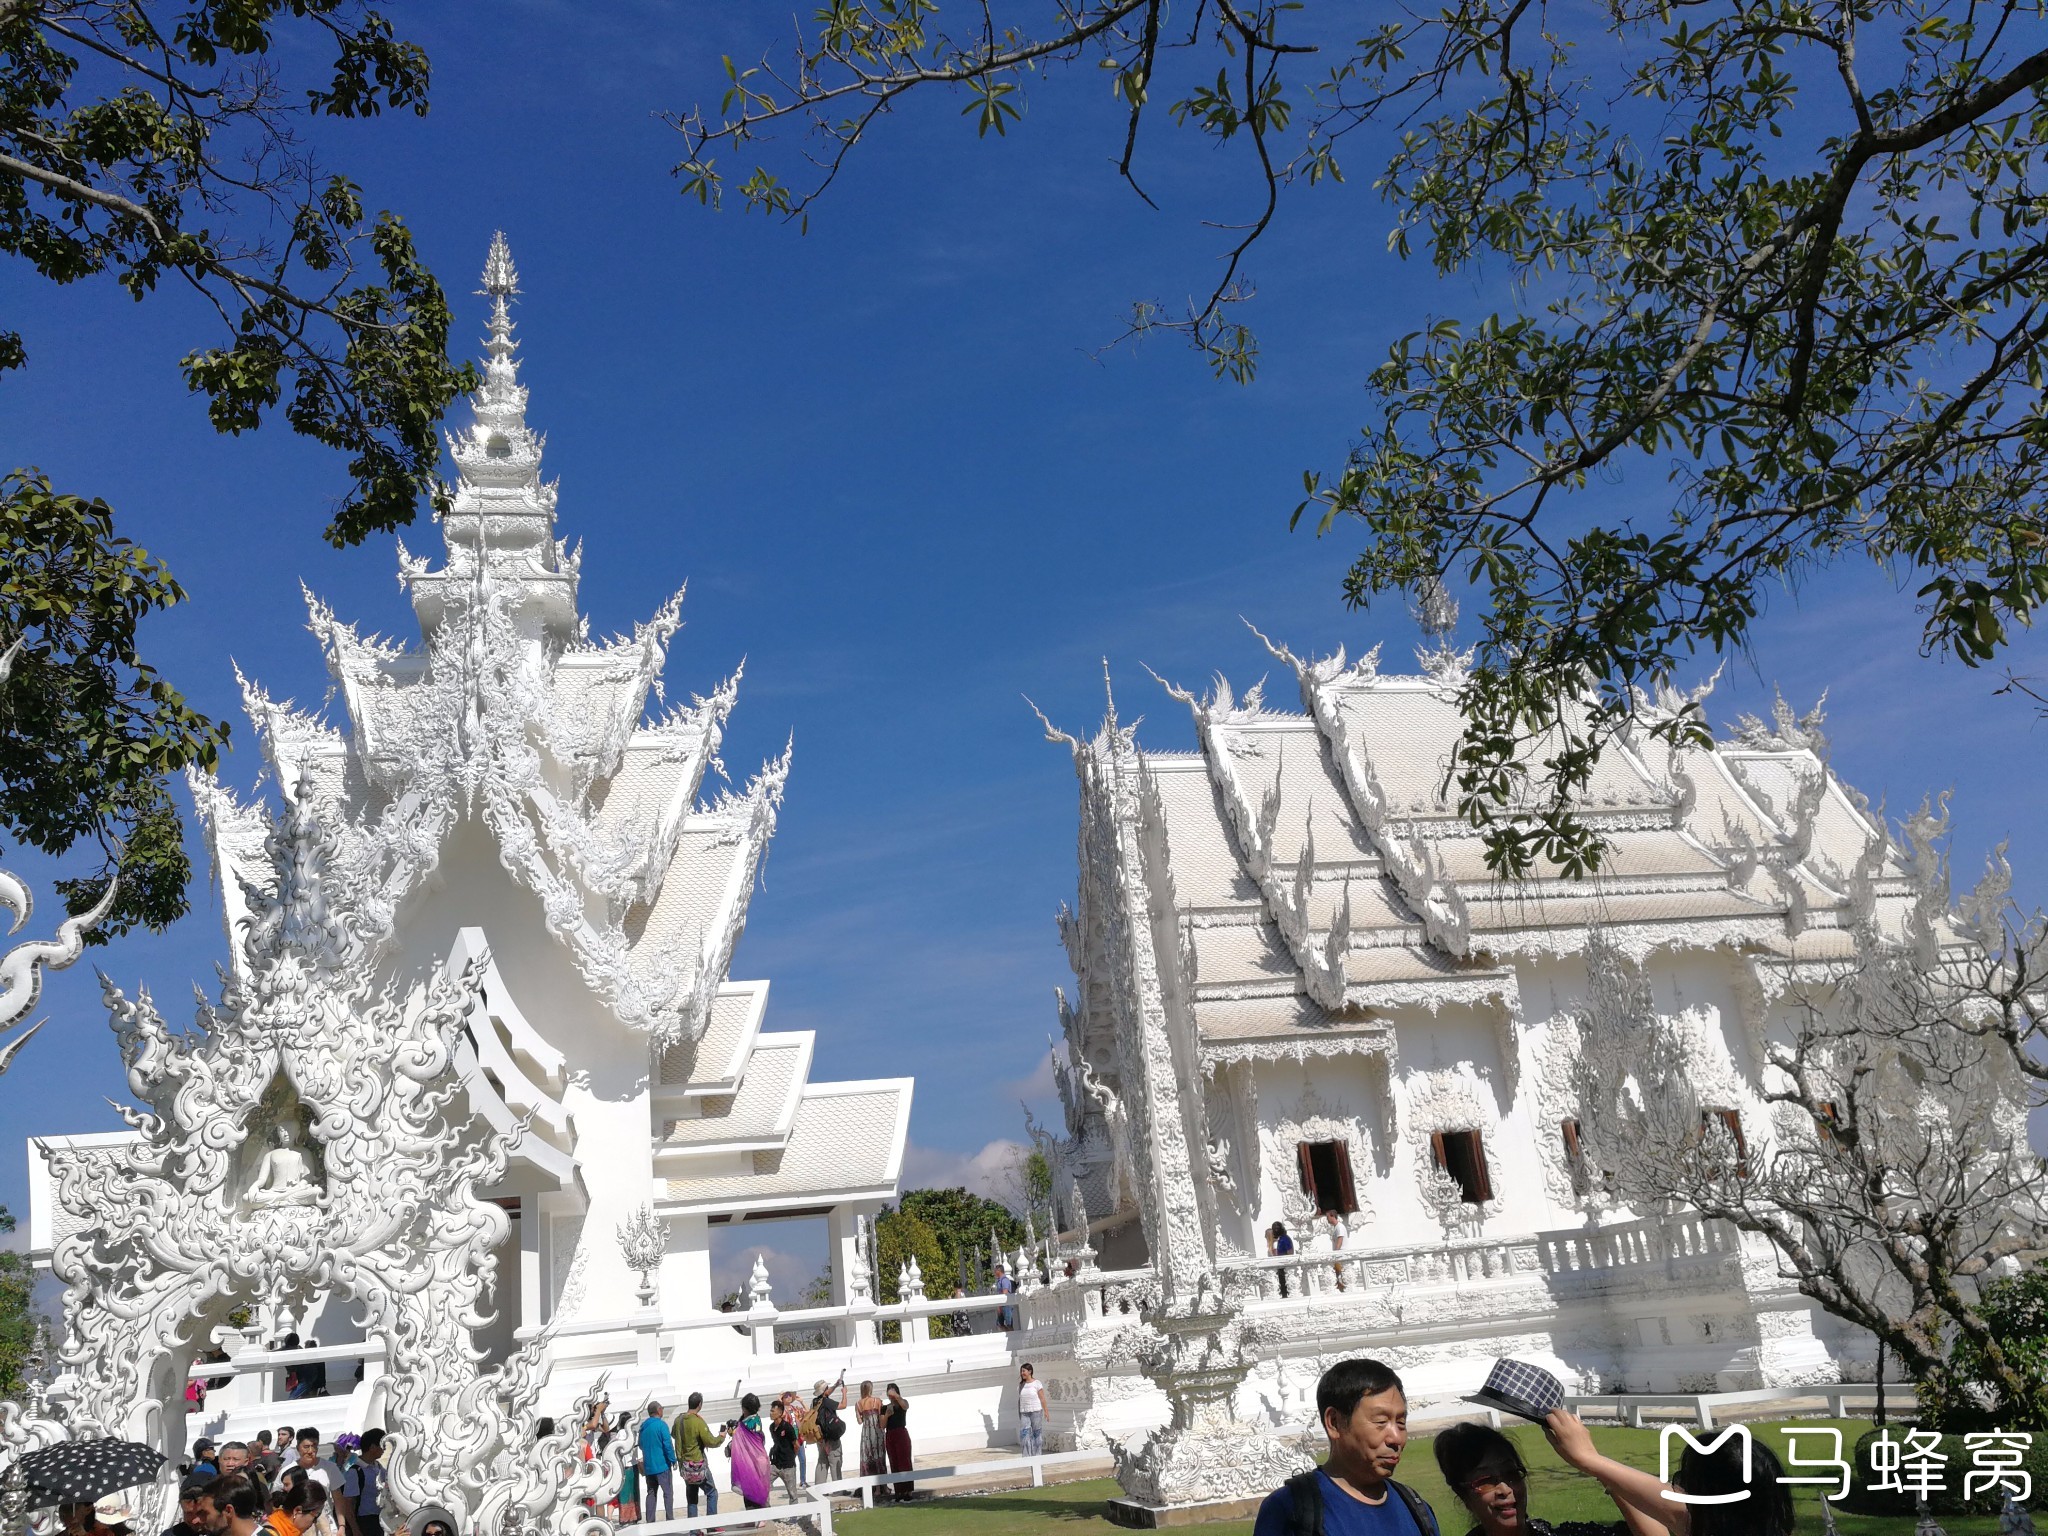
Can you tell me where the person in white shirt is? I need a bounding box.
[1016,1363,1050,1457]
[275,1431,344,1508]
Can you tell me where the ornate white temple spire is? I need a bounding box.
[405,232,579,639]
[472,232,528,444]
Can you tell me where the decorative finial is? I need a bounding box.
[1411,574,1474,682]
[477,232,522,379]
[616,1204,665,1307]
[481,232,520,297]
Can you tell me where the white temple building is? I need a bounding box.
[26,237,921,1448]
[1022,632,1919,1448]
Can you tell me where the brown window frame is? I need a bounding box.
[1815,1100,1842,1146]
[1429,1128,1494,1204]
[1560,1118,1590,1196]
[1701,1107,1751,1178]
[1296,1138,1360,1216]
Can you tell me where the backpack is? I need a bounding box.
[1282,1469,1439,1536]
[817,1399,845,1444]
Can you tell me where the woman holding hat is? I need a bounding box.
[1540,1408,1797,1536]
[60,1495,131,1536]
[1435,1423,1649,1536]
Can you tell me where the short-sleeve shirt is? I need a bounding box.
[1252,1472,1427,1536]
[341,1462,384,1517]
[769,1421,798,1469]
[1019,1381,1048,1414]
[274,1462,335,1494]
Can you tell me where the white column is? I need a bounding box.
[520,1194,544,1335]
[828,1203,877,1348]
[663,1212,713,1318]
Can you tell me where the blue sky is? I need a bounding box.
[5,4,2046,1292]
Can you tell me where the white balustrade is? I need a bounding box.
[1218,1213,1741,1314]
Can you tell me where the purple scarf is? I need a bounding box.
[730,1418,771,1505]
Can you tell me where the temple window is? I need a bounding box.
[1294,1138,1359,1215]
[1429,1129,1493,1204]
[1701,1107,1750,1177]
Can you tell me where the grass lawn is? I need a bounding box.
[834,1420,2005,1534]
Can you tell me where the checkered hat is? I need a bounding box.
[1466,1358,1565,1422]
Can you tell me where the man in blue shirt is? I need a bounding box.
[995,1263,1016,1330]
[638,1401,678,1524]
[1253,1359,1440,1536]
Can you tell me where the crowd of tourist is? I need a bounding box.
[567,1375,920,1522]
[60,1430,399,1536]
[127,1351,1809,1536]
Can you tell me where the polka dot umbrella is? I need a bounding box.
[18,1440,166,1509]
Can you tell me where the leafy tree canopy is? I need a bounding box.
[679,0,2048,874]
[2,0,467,931]
[873,1204,950,1339]
[0,473,222,933]
[0,1206,33,1400]
[888,1186,1026,1298]
[1922,1262,2048,1430]
[874,1205,947,1305]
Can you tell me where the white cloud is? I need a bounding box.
[1004,1046,1059,1107]
[707,1222,829,1303]
[901,1137,1032,1207]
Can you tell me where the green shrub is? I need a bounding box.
[1919,1264,2048,1432]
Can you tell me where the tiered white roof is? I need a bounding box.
[185,235,909,1216]
[1047,627,1915,1246]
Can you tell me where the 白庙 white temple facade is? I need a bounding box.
[26,239,951,1453]
[1014,634,1919,1459]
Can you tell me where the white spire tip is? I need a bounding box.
[481,231,520,297]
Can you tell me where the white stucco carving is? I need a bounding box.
[0,857,117,1075]
[616,1205,664,1306]
[35,791,612,1530]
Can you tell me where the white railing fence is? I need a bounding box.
[1217,1213,1742,1307]
[631,1500,834,1536]
[812,1448,1104,1510]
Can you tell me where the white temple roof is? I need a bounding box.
[655,1033,811,1155]
[1059,629,1916,1034]
[190,235,790,1046]
[654,981,768,1095]
[661,1079,913,1215]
